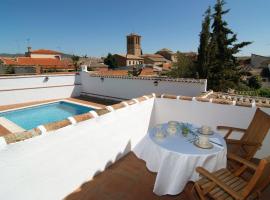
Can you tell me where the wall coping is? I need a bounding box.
[2,92,270,146]
[89,74,206,84]
[0,73,79,80]
[157,93,270,108]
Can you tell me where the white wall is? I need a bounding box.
[80,71,206,100]
[150,98,270,158]
[0,98,154,200]
[0,74,81,106]
[30,54,60,59]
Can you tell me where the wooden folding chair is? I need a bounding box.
[217,108,270,161]
[194,153,270,200]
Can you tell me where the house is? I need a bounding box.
[156,48,178,62]
[251,54,270,68]
[79,57,108,71]
[0,47,74,74]
[142,54,171,67]
[114,54,144,67]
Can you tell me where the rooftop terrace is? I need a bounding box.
[0,71,269,200]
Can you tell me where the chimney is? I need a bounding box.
[27,46,32,52]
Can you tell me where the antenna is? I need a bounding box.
[26,38,31,47]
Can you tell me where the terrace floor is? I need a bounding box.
[64,152,192,200]
[65,152,270,200]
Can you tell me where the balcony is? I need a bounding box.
[0,72,269,200]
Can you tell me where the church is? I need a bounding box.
[114,33,144,67]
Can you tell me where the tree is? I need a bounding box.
[71,55,80,71]
[200,0,251,91]
[104,53,117,69]
[168,52,197,78]
[128,66,143,76]
[248,75,262,89]
[197,7,211,78]
[261,67,270,78]
[5,65,15,74]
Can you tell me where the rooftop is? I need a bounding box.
[0,57,72,68]
[0,71,269,200]
[29,49,62,55]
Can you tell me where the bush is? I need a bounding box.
[237,82,250,91]
[248,75,262,89]
[258,87,270,98]
[261,67,270,78]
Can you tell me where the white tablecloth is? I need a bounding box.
[133,122,227,196]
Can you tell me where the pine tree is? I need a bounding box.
[207,0,251,91]
[197,7,211,79]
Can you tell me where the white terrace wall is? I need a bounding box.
[0,98,154,200]
[80,71,207,100]
[0,74,81,106]
[150,98,270,159]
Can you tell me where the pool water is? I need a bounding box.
[0,101,94,130]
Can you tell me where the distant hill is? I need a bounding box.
[0,53,24,58]
[0,53,74,58]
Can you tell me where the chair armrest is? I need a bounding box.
[227,153,257,170]
[226,139,261,147]
[196,167,242,200]
[217,126,246,139]
[217,126,246,132]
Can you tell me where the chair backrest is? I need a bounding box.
[241,156,270,198]
[242,108,270,158]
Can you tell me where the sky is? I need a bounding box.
[0,0,270,57]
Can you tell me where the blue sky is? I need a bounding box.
[0,0,269,57]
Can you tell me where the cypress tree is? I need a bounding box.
[207,0,251,91]
[197,7,211,79]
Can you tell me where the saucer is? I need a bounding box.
[194,140,213,149]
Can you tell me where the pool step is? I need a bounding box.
[0,117,25,133]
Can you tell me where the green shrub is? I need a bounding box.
[258,87,270,98]
[248,75,262,89]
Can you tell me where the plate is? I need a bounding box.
[194,140,213,149]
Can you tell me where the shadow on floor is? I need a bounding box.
[64,152,193,200]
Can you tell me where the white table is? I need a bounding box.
[133,122,227,196]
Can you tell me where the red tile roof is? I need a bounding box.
[30,49,62,55]
[0,57,73,69]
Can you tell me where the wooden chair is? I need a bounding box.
[194,153,270,200]
[217,108,270,161]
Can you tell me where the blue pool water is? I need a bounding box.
[0,101,94,130]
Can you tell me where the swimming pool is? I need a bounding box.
[0,101,94,130]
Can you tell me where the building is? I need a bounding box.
[142,54,171,68]
[79,57,108,71]
[25,47,62,59]
[156,48,177,62]
[113,54,144,67]
[127,33,142,57]
[251,54,270,68]
[0,47,74,74]
[114,33,144,67]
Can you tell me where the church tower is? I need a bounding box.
[127,33,142,56]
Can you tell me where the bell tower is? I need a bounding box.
[127,33,142,56]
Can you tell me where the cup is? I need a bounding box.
[199,135,209,145]
[201,126,211,135]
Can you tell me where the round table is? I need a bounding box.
[133,122,227,196]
